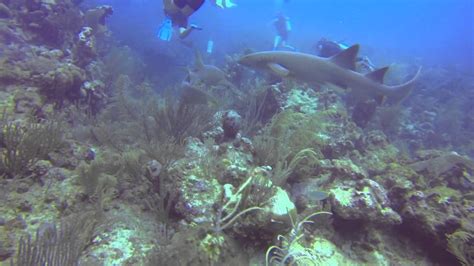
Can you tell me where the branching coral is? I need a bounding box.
[265,211,332,266]
[199,177,263,264]
[212,177,264,233]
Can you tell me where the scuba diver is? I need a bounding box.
[314,38,344,57]
[314,38,376,73]
[158,0,236,41]
[272,12,295,51]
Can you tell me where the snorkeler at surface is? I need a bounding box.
[315,38,376,73]
[272,12,295,51]
[158,0,236,41]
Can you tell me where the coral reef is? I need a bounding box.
[0,2,472,265]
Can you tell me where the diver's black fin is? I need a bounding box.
[330,44,359,71]
[365,67,389,83]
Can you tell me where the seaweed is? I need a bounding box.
[76,160,118,203]
[10,211,99,266]
[0,116,64,178]
[271,148,320,186]
[253,110,323,186]
[149,97,212,144]
[446,230,474,266]
[93,84,210,164]
[240,86,271,136]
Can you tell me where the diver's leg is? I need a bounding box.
[179,25,202,39]
[284,44,296,51]
[281,37,295,51]
[283,41,296,51]
[188,0,205,10]
[273,35,282,50]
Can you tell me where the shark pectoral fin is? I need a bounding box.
[329,44,359,71]
[268,63,290,77]
[365,66,390,83]
[324,82,346,93]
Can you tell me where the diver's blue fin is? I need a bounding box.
[207,40,214,54]
[158,19,173,41]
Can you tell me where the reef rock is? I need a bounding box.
[330,179,402,225]
[74,27,97,67]
[222,110,241,140]
[284,88,318,114]
[37,63,85,102]
[84,5,113,35]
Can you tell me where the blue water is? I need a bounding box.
[88,0,473,74]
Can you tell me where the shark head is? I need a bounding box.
[238,52,274,69]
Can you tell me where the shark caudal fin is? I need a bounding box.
[386,67,422,104]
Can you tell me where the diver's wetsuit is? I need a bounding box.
[315,38,375,73]
[315,39,343,58]
[164,0,205,28]
[274,15,289,41]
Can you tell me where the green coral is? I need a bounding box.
[199,233,225,263]
[330,187,353,207]
[284,88,318,114]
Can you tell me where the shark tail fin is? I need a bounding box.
[194,49,205,70]
[387,67,422,104]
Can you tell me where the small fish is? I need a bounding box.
[291,182,329,202]
[307,190,329,201]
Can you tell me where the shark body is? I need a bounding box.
[189,50,231,87]
[239,45,421,104]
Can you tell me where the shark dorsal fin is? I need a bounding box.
[194,49,204,70]
[330,44,359,71]
[365,67,389,83]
